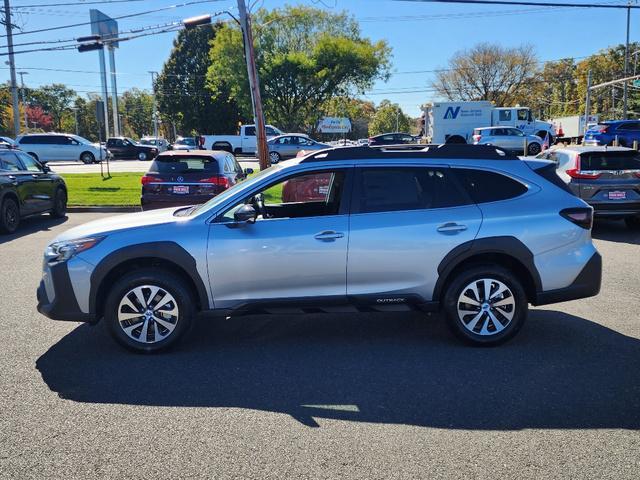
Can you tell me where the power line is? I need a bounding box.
[395,0,640,9]
[0,0,226,37]
[9,0,147,7]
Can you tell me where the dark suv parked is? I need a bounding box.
[106,137,158,161]
[141,150,251,210]
[0,148,67,233]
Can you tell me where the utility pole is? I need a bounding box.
[237,0,269,170]
[17,71,28,132]
[584,70,592,140]
[623,1,632,119]
[3,0,20,136]
[149,71,159,140]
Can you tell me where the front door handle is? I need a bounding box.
[437,222,468,233]
[314,230,344,241]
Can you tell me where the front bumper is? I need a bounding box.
[533,251,602,306]
[36,261,96,323]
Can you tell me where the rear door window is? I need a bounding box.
[455,169,528,203]
[150,155,220,174]
[580,151,640,170]
[355,167,470,214]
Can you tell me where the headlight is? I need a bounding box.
[45,237,104,263]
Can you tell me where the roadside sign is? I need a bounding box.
[318,117,351,134]
[95,101,105,124]
[633,79,640,87]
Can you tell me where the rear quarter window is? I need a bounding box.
[149,155,220,174]
[455,169,528,203]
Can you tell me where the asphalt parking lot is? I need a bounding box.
[1,213,639,479]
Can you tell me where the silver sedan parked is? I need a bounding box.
[267,134,330,163]
[472,127,544,156]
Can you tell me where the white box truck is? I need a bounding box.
[424,101,556,144]
[548,114,599,144]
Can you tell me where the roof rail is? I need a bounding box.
[299,143,519,162]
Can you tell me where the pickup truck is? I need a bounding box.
[202,124,283,155]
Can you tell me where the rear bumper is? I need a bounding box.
[36,261,96,323]
[533,251,602,306]
[589,201,640,217]
[140,194,215,211]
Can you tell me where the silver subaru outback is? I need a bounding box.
[37,145,602,352]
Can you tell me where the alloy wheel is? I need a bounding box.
[456,278,515,336]
[117,285,179,344]
[269,152,280,163]
[5,202,18,231]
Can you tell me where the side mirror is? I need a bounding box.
[233,204,257,224]
[244,168,254,175]
[41,164,50,173]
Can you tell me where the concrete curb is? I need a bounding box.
[67,206,141,213]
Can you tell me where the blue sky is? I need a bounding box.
[2,0,637,117]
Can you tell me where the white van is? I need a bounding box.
[15,133,109,164]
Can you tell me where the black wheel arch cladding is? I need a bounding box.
[89,241,209,316]
[433,236,542,302]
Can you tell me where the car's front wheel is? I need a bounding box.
[443,265,528,346]
[105,269,194,353]
[50,188,67,218]
[137,151,148,161]
[80,152,95,164]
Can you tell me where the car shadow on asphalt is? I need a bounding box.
[36,310,640,429]
[592,219,640,245]
[0,215,67,245]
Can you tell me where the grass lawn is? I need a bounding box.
[62,173,143,206]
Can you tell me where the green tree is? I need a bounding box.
[368,100,411,136]
[207,5,391,132]
[29,84,76,131]
[121,88,154,138]
[156,25,239,136]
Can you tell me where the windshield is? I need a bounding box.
[189,164,283,216]
[72,135,92,145]
[126,137,139,145]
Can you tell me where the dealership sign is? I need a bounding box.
[318,117,351,133]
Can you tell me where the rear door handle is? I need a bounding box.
[437,222,468,233]
[314,230,344,241]
[8,175,16,180]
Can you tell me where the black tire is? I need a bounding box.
[50,188,67,218]
[27,152,38,161]
[527,142,542,156]
[137,151,148,161]
[269,151,281,164]
[0,197,20,234]
[443,265,528,346]
[80,151,95,164]
[105,268,194,353]
[624,216,640,229]
[213,142,233,153]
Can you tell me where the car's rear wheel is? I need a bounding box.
[137,151,148,161]
[269,151,281,164]
[443,266,528,346]
[0,197,20,234]
[625,215,640,229]
[50,188,67,218]
[527,142,542,155]
[105,269,194,353]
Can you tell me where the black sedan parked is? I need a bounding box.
[368,132,418,146]
[0,148,67,233]
[140,150,252,211]
[106,137,158,161]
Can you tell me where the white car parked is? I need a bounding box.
[140,136,169,153]
[472,127,544,156]
[15,133,109,164]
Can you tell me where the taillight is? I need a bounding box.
[473,134,481,142]
[560,207,593,230]
[566,154,601,179]
[594,125,610,133]
[141,175,163,185]
[200,175,230,188]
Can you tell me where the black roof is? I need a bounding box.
[299,144,519,162]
